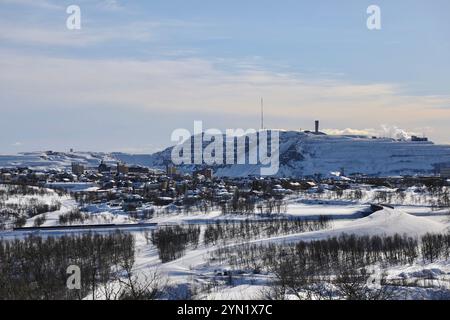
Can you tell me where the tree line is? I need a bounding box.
[151,225,201,263]
[204,217,330,245]
[0,185,63,230]
[209,232,450,300]
[0,232,135,300]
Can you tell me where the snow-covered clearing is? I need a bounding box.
[120,207,450,300]
[2,183,450,300]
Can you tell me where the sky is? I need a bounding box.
[0,0,449,153]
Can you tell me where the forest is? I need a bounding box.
[0,232,139,300]
[209,233,450,299]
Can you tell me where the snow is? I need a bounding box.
[2,132,450,178]
[0,151,116,171]
[197,285,267,300]
[119,206,450,300]
[45,182,99,192]
[2,194,450,299]
[24,198,75,228]
[254,207,449,245]
[284,203,370,219]
[114,131,450,178]
[2,168,450,299]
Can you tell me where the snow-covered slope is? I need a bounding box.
[2,131,450,177]
[0,151,116,171]
[259,207,448,244]
[114,131,450,178]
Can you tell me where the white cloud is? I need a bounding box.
[0,0,124,10]
[323,128,377,136]
[0,0,62,9]
[0,21,158,47]
[1,51,449,142]
[1,52,449,116]
[0,19,200,47]
[97,0,122,11]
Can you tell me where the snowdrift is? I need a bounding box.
[262,207,449,244]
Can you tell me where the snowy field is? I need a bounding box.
[1,183,450,300]
[118,206,450,300]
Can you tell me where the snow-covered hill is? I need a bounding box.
[0,151,116,171]
[114,131,450,178]
[261,207,449,245]
[2,131,450,177]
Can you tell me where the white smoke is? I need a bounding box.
[323,125,417,141]
[323,128,375,136]
[379,125,413,140]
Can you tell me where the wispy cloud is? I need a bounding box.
[2,51,449,123]
[0,21,160,47]
[97,0,123,11]
[0,18,203,47]
[0,0,62,9]
[0,0,125,10]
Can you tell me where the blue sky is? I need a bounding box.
[0,0,449,153]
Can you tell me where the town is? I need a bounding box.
[1,152,450,230]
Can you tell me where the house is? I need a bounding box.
[194,168,214,180]
[0,172,12,183]
[117,163,129,175]
[128,166,150,174]
[166,165,178,177]
[98,161,111,173]
[71,162,85,176]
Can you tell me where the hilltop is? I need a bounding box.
[2,131,450,177]
[114,131,450,178]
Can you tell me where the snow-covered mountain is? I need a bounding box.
[0,151,117,171]
[114,131,450,178]
[2,131,450,177]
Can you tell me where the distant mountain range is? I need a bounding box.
[2,131,450,177]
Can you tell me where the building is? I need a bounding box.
[98,161,111,173]
[117,162,129,175]
[307,120,326,135]
[204,168,214,179]
[411,136,429,142]
[129,166,150,174]
[166,165,178,177]
[194,168,214,180]
[71,162,85,176]
[440,167,450,179]
[0,172,12,183]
